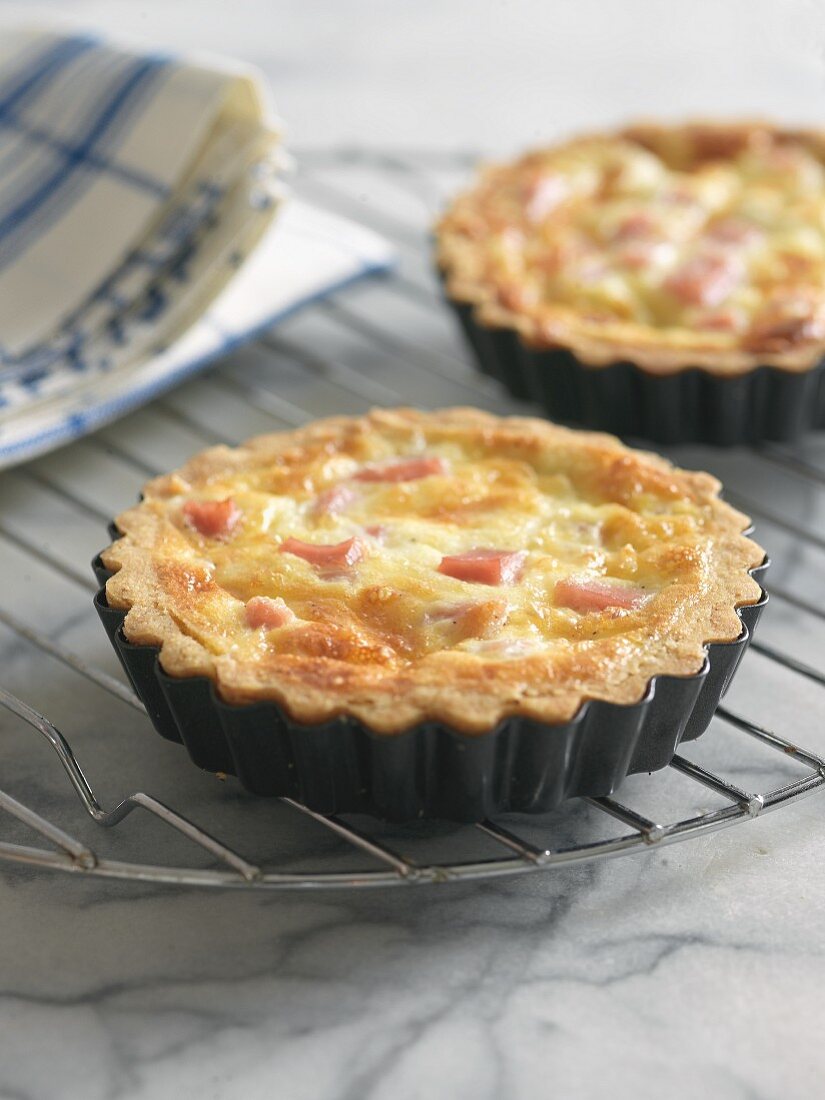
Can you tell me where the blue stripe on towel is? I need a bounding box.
[0,118,170,198]
[0,40,168,198]
[0,257,394,465]
[0,36,103,194]
[0,34,97,118]
[0,49,125,205]
[0,54,171,271]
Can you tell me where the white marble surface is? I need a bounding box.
[0,810,822,1100]
[1,2,825,1098]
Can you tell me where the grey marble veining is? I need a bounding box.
[1,2,825,1097]
[1,810,823,1100]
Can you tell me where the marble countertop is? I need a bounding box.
[1,2,825,1097]
[1,805,822,1100]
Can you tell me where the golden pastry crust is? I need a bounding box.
[102,408,764,734]
[437,120,825,375]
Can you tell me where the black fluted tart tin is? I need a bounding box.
[447,298,825,446]
[92,543,768,823]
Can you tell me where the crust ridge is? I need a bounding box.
[102,408,765,734]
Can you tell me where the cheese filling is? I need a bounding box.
[162,436,710,669]
[440,124,825,357]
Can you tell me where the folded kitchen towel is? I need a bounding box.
[0,28,282,358]
[0,29,394,468]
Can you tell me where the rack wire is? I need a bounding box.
[0,149,823,890]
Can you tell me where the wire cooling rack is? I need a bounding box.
[0,149,823,890]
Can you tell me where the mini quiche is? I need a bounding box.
[437,121,825,444]
[96,408,767,820]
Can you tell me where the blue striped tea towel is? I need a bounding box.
[0,30,394,468]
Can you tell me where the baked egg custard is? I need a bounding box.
[437,121,825,373]
[102,408,764,733]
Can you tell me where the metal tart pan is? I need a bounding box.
[447,298,825,446]
[92,540,768,823]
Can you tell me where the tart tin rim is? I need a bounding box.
[442,288,825,445]
[441,277,825,380]
[91,524,768,821]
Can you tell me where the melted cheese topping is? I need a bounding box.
[105,411,763,731]
[438,122,825,365]
[120,419,731,666]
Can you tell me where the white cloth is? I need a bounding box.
[0,198,394,468]
[0,30,394,468]
[0,28,280,357]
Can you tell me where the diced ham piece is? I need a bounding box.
[353,456,449,483]
[663,252,741,308]
[610,214,674,271]
[554,575,647,613]
[705,217,761,246]
[312,484,356,516]
[245,596,296,630]
[694,307,745,333]
[438,549,527,586]
[523,173,568,222]
[612,212,659,242]
[280,536,365,569]
[745,294,825,351]
[364,524,387,542]
[182,498,241,538]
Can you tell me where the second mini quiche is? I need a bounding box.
[437,121,825,444]
[95,408,767,820]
